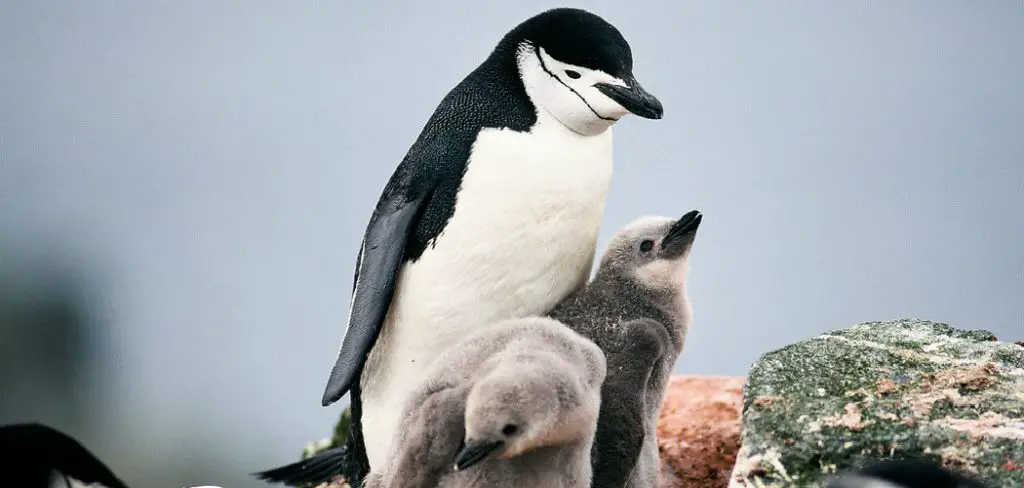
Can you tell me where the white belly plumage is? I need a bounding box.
[358,121,615,469]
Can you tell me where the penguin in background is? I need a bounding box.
[0,422,129,488]
[0,422,226,488]
[825,458,993,488]
[256,7,664,487]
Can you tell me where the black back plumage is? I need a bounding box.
[0,423,129,488]
[380,41,535,265]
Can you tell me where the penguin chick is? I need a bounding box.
[364,316,606,488]
[549,210,702,488]
[0,422,129,488]
[455,361,598,471]
[826,458,993,488]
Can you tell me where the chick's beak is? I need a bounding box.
[453,440,505,472]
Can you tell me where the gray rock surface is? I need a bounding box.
[728,319,1024,488]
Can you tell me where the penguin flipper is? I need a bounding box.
[321,184,434,407]
[589,318,670,488]
[0,422,130,488]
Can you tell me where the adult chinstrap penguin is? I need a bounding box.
[548,210,702,488]
[256,7,663,487]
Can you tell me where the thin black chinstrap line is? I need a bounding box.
[533,44,616,122]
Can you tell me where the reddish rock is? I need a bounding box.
[657,376,746,488]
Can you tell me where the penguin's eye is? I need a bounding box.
[502,424,519,436]
[639,240,654,252]
[564,69,582,80]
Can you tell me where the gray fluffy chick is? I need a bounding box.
[549,210,702,488]
[363,316,607,488]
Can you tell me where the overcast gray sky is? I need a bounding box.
[1,2,1021,487]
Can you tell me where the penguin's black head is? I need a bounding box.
[495,8,664,135]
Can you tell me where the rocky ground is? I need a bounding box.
[656,376,744,488]
[292,319,1023,488]
[728,319,1023,488]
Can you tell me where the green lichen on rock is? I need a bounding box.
[301,407,352,459]
[728,319,1024,488]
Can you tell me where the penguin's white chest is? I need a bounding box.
[358,122,614,468]
[392,123,614,345]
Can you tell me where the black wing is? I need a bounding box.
[589,318,670,488]
[317,55,535,407]
[0,422,129,488]
[320,162,437,407]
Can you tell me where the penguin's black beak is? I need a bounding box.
[661,210,702,255]
[594,75,663,119]
[452,439,505,472]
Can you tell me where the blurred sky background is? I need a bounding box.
[1,1,1022,487]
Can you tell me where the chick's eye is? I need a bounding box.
[639,240,654,252]
[564,69,581,79]
[501,424,518,436]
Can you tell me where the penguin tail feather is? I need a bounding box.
[251,447,349,487]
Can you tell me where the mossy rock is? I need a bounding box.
[728,319,1024,488]
[301,407,352,459]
